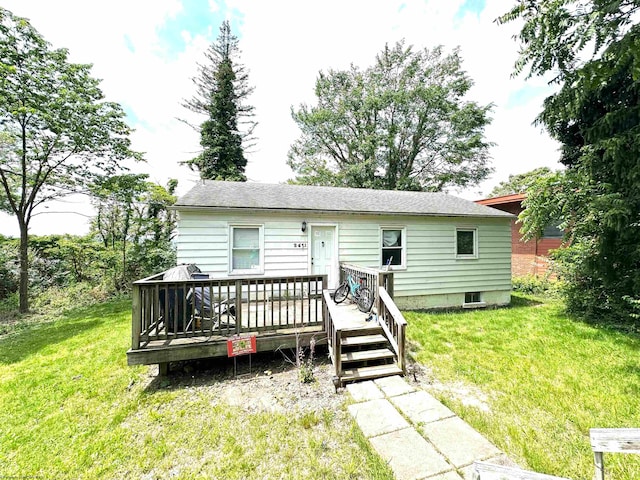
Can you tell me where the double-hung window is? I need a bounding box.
[456,228,477,258]
[230,226,263,274]
[381,228,404,267]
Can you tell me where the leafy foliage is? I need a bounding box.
[0,8,140,311]
[497,0,640,83]
[183,21,254,181]
[91,175,177,291]
[489,167,554,197]
[501,2,640,322]
[288,41,493,191]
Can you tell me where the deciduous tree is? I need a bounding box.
[489,167,554,197]
[500,1,640,321]
[288,41,493,191]
[0,8,140,312]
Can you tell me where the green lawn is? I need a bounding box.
[406,293,640,480]
[0,300,391,479]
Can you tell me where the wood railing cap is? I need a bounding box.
[472,461,572,480]
[590,428,640,453]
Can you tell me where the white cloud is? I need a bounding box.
[0,0,562,236]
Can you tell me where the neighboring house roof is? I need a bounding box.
[475,193,525,207]
[175,181,514,218]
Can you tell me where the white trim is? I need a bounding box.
[308,223,339,288]
[380,226,407,270]
[228,224,264,275]
[455,227,478,259]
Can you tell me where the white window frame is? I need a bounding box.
[229,224,264,275]
[455,227,478,259]
[380,226,406,269]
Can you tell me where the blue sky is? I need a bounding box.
[0,0,560,236]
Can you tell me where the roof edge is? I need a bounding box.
[173,205,515,218]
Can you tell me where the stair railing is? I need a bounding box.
[377,286,407,373]
[323,290,342,378]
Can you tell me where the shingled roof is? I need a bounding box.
[175,181,513,218]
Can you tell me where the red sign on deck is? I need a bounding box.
[227,335,257,357]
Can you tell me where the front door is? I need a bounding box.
[311,226,336,288]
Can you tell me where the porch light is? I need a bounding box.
[301,221,307,233]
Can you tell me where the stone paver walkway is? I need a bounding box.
[347,376,515,480]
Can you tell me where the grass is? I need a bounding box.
[0,299,392,479]
[406,293,640,480]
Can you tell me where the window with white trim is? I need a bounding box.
[230,226,262,274]
[381,228,404,267]
[456,228,477,258]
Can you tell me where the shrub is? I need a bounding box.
[512,275,560,296]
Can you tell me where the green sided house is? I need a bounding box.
[173,181,513,310]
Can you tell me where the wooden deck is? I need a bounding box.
[128,296,327,366]
[127,266,406,383]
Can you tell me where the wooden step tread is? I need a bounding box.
[341,348,395,363]
[340,326,383,338]
[341,334,388,347]
[340,364,403,382]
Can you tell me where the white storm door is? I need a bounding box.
[311,226,336,288]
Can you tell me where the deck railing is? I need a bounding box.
[333,263,406,374]
[323,290,342,378]
[131,272,327,350]
[377,286,407,373]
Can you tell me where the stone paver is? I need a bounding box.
[347,398,409,438]
[369,428,453,480]
[346,374,513,480]
[346,380,384,402]
[374,375,415,397]
[421,416,501,468]
[390,390,456,425]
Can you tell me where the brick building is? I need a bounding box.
[476,194,563,277]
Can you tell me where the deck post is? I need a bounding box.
[377,273,385,318]
[158,362,169,376]
[234,280,243,334]
[398,322,406,373]
[321,275,328,330]
[131,283,142,350]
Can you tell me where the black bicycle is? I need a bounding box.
[333,273,375,312]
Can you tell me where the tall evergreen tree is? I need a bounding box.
[183,21,255,181]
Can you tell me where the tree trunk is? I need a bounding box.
[18,219,29,313]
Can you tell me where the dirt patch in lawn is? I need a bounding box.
[406,361,492,413]
[139,347,347,414]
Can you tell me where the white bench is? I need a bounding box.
[472,461,572,480]
[590,428,640,480]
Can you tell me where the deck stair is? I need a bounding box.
[337,325,403,384]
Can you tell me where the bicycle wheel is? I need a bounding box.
[356,287,374,313]
[333,282,349,304]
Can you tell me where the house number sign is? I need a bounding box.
[293,242,307,249]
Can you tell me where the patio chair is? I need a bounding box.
[189,285,237,332]
[590,428,640,480]
[472,461,572,480]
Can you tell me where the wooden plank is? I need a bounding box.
[590,428,640,480]
[341,334,388,347]
[340,364,402,382]
[472,462,571,480]
[127,330,327,366]
[590,428,640,453]
[341,348,394,363]
[131,284,142,350]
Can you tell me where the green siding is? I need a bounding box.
[175,210,511,307]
